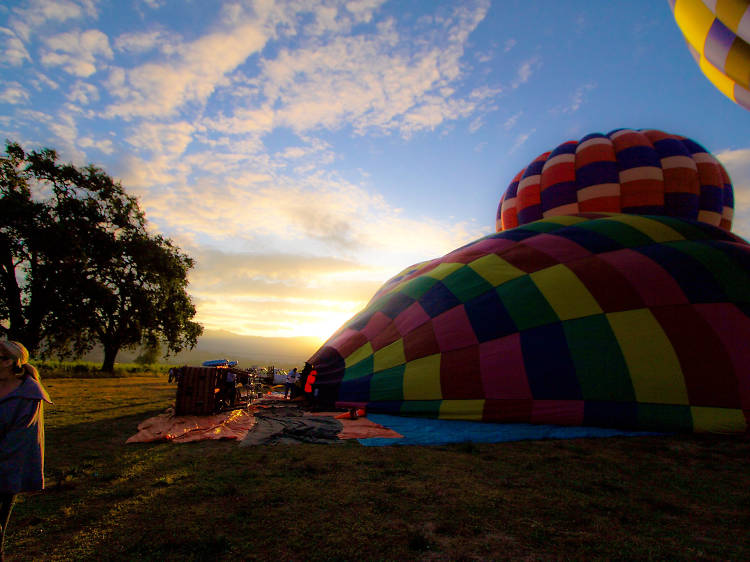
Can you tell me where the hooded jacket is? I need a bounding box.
[0,375,52,493]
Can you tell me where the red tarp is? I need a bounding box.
[126,406,402,444]
[126,409,256,444]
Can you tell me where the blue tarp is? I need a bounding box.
[359,414,660,446]
[202,359,238,367]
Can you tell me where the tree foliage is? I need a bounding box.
[0,141,202,371]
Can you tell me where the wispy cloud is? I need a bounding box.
[78,135,114,155]
[7,0,95,42]
[105,21,269,119]
[552,82,596,114]
[30,71,59,91]
[717,148,750,241]
[511,56,540,89]
[66,81,99,104]
[469,116,484,133]
[509,127,536,153]
[503,110,523,130]
[114,30,176,55]
[0,27,31,66]
[253,2,493,138]
[0,0,500,339]
[41,29,113,77]
[0,82,30,104]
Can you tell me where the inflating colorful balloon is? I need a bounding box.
[669,0,750,111]
[308,214,750,433]
[495,129,734,232]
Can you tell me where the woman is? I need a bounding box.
[0,341,51,560]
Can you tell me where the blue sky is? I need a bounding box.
[2,0,749,341]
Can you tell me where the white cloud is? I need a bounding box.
[511,56,540,89]
[78,136,114,155]
[717,148,750,241]
[105,21,268,119]
[8,0,94,42]
[141,0,166,10]
[181,198,482,338]
[41,29,113,77]
[474,50,493,63]
[0,82,30,104]
[504,110,523,130]
[503,38,517,52]
[187,249,384,338]
[30,71,59,91]
[200,107,275,136]
[255,1,492,138]
[0,28,31,66]
[114,30,175,55]
[469,116,483,133]
[345,0,386,24]
[1,0,504,340]
[18,109,88,164]
[66,81,99,104]
[122,147,483,266]
[124,120,196,159]
[115,153,182,195]
[510,127,536,153]
[560,82,596,114]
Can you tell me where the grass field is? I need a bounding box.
[5,374,750,561]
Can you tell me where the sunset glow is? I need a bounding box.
[2,0,748,346]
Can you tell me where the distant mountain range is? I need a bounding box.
[83,330,322,370]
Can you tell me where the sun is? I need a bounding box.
[296,309,358,343]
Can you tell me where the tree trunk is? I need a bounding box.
[0,237,27,341]
[25,250,46,354]
[101,343,119,372]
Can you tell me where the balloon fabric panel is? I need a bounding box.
[307,214,750,433]
[562,314,634,402]
[479,334,530,399]
[650,305,739,408]
[670,0,750,110]
[495,130,735,231]
[695,303,750,410]
[598,249,690,307]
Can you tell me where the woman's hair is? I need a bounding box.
[0,340,40,380]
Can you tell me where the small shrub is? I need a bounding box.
[35,359,171,379]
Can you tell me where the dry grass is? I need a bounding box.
[6,376,749,561]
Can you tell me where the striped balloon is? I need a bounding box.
[308,214,750,434]
[669,0,750,110]
[496,129,734,232]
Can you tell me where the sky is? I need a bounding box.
[2,0,750,343]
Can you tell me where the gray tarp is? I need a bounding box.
[240,404,343,445]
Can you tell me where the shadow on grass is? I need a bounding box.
[57,400,168,416]
[43,409,166,482]
[11,407,248,560]
[7,409,750,561]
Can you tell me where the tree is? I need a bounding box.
[135,343,161,366]
[0,142,75,352]
[0,141,203,370]
[85,230,203,371]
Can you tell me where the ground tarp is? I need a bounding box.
[239,405,342,445]
[126,399,403,445]
[238,406,403,445]
[127,396,655,446]
[125,408,256,444]
[358,414,659,446]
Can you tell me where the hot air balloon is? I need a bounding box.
[669,0,750,110]
[495,129,734,232]
[308,214,750,434]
